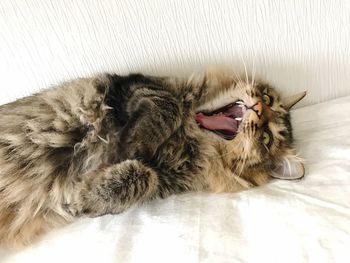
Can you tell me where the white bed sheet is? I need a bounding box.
[0,96,349,263]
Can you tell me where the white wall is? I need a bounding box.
[1,0,350,107]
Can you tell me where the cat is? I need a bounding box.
[0,67,306,248]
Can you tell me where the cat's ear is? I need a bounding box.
[284,91,307,110]
[270,155,305,180]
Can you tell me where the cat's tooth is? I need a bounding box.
[235,117,243,121]
[236,101,244,105]
[103,105,114,110]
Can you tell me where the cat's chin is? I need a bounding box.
[195,100,246,140]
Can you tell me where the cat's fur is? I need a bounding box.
[0,68,305,247]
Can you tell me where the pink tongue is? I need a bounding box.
[195,113,238,133]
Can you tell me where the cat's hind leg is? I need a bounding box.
[68,160,159,217]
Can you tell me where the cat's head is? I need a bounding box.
[195,70,306,181]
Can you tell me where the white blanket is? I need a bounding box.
[1,96,350,263]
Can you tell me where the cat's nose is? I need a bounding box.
[252,101,263,117]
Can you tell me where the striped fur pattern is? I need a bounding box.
[0,68,304,247]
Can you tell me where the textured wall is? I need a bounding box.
[1,0,350,106]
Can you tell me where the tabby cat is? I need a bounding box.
[0,67,305,247]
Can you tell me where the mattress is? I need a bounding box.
[0,95,349,263]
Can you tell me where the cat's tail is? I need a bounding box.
[0,204,71,249]
[0,209,46,248]
[0,180,76,249]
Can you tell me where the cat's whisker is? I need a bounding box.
[263,143,269,153]
[212,147,237,160]
[237,158,246,176]
[240,148,249,175]
[239,53,249,85]
[243,60,249,85]
[232,141,248,176]
[231,67,242,84]
[97,135,108,144]
[229,74,239,84]
[251,57,256,87]
[234,160,243,176]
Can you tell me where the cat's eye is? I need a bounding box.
[261,130,273,148]
[262,94,273,106]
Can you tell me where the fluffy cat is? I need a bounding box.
[0,68,305,247]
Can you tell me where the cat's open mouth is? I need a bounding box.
[195,101,246,140]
